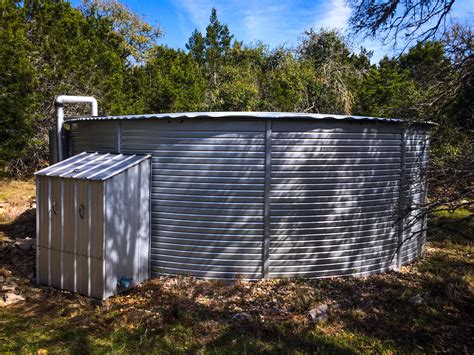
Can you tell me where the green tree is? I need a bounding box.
[0,0,36,171]
[259,47,308,112]
[81,0,162,64]
[186,29,206,66]
[208,43,266,111]
[144,46,206,112]
[442,25,473,130]
[205,8,233,87]
[185,8,235,108]
[298,29,362,114]
[353,56,420,118]
[1,0,161,175]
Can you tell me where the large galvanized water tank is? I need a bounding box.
[63,112,431,280]
[35,152,151,298]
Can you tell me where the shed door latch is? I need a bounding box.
[78,204,85,219]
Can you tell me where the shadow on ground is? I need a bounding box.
[0,208,36,240]
[0,206,473,353]
[0,208,36,282]
[1,244,473,353]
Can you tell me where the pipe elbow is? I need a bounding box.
[55,95,98,116]
[55,94,98,162]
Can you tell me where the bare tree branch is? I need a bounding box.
[348,0,457,47]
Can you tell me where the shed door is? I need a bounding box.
[59,179,104,298]
[75,180,89,295]
[36,176,62,286]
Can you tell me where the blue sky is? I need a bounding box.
[75,0,473,62]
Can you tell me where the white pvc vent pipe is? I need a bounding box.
[55,95,98,161]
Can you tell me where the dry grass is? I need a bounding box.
[0,178,35,226]
[0,179,472,353]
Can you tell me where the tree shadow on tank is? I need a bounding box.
[121,125,268,280]
[396,128,430,265]
[269,121,409,278]
[72,118,431,282]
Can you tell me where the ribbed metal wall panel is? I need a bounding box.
[400,128,430,265]
[67,116,431,280]
[119,120,266,279]
[269,121,401,278]
[70,121,119,155]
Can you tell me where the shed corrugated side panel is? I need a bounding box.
[36,176,49,285]
[120,120,265,279]
[70,121,119,154]
[269,121,401,278]
[400,128,430,265]
[103,159,150,298]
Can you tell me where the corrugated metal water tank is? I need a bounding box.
[62,112,431,280]
[35,152,151,299]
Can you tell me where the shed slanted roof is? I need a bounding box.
[35,152,150,180]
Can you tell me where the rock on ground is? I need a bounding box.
[1,292,25,307]
[308,304,329,322]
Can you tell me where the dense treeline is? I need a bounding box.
[0,0,472,192]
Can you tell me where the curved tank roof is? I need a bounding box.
[64,111,433,125]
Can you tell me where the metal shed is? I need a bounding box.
[35,152,151,299]
[55,112,430,280]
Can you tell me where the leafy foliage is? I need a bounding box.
[142,46,206,113]
[0,1,36,168]
[298,29,364,114]
[81,0,162,64]
[1,0,145,175]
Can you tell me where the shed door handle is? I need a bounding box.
[78,204,85,219]
[51,201,58,215]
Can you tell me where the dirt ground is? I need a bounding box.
[1,178,473,353]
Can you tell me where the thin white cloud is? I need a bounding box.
[174,0,215,30]
[313,0,351,30]
[173,0,352,49]
[242,4,288,36]
[173,0,300,47]
[241,2,306,46]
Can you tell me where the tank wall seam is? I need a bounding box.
[263,120,272,278]
[396,128,407,269]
